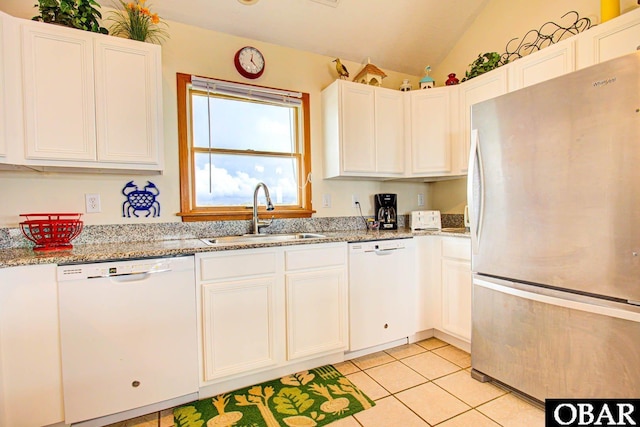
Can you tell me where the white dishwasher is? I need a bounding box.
[348,238,416,352]
[57,256,199,425]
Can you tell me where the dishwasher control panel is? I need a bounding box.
[349,238,411,253]
[57,257,188,281]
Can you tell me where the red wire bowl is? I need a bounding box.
[19,213,84,251]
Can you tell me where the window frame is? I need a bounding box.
[176,73,313,221]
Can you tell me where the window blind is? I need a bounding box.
[191,76,303,106]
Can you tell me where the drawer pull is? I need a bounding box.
[132,380,140,388]
[384,323,389,329]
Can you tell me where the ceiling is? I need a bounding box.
[152,0,491,76]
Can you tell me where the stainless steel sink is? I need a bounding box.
[201,233,327,246]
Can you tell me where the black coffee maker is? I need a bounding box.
[374,193,397,230]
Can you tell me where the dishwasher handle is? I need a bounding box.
[373,247,402,256]
[88,267,172,280]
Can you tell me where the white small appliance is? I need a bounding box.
[409,210,441,231]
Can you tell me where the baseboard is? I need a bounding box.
[433,330,470,353]
[198,352,344,400]
[343,338,409,360]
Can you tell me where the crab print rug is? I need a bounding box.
[174,365,375,427]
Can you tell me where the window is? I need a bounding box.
[177,74,313,221]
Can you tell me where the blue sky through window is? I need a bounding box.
[192,94,300,207]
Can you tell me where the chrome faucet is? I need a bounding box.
[252,182,274,234]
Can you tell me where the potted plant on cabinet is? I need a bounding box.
[32,0,109,34]
[107,0,168,44]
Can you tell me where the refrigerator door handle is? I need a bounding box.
[467,129,484,255]
[474,277,640,322]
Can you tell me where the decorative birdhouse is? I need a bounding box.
[419,66,435,89]
[353,58,387,86]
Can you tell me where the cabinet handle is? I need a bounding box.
[384,323,388,329]
[132,380,141,388]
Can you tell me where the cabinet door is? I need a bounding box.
[340,83,375,173]
[201,277,278,381]
[94,38,162,165]
[576,8,640,69]
[375,88,404,174]
[441,258,472,341]
[409,88,452,175]
[21,21,96,161]
[0,264,64,427]
[0,13,6,158]
[285,268,348,360]
[458,68,508,173]
[414,236,442,333]
[508,39,575,90]
[440,238,472,342]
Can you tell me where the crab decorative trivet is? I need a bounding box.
[122,181,160,218]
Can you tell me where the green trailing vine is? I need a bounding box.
[461,52,504,82]
[460,11,592,82]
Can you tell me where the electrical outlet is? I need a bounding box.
[417,193,425,207]
[85,193,101,213]
[322,193,332,208]
[351,194,360,208]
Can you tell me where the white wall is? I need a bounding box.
[0,2,430,227]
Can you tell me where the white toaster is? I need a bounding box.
[409,210,441,231]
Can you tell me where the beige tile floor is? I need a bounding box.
[107,338,544,427]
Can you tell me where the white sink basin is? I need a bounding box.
[201,233,327,245]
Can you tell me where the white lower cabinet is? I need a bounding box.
[198,248,284,384]
[196,243,348,387]
[414,236,442,332]
[440,237,472,342]
[414,236,472,344]
[202,276,280,381]
[285,244,348,360]
[0,264,64,427]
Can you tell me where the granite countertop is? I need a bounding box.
[0,228,469,268]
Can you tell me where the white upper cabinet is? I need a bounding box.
[576,8,640,69]
[320,10,640,181]
[407,87,454,176]
[13,17,163,172]
[508,39,576,91]
[458,67,508,173]
[94,37,162,165]
[323,80,404,178]
[22,21,97,161]
[374,88,405,175]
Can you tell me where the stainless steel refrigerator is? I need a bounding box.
[468,50,640,402]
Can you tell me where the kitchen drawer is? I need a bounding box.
[199,250,277,281]
[284,243,347,271]
[442,237,471,261]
